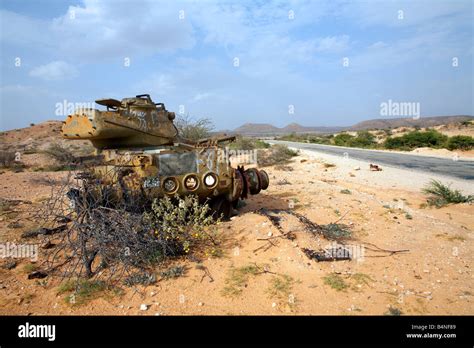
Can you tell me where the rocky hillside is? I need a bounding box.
[350,115,473,131]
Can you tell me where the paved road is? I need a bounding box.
[267,140,474,181]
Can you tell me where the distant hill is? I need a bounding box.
[231,122,347,136]
[350,115,473,131]
[226,115,473,136]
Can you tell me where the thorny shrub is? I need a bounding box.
[37,168,220,290]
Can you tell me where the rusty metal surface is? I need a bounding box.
[61,94,269,206]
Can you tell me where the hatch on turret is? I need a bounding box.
[95,98,122,109]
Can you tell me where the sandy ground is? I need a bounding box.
[0,151,473,316]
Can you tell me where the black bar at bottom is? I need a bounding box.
[0,315,472,346]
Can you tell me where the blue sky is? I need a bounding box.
[0,0,472,131]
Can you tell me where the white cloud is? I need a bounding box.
[337,0,472,28]
[191,92,213,102]
[1,1,195,62]
[316,35,350,52]
[29,61,79,80]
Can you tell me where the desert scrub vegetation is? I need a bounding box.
[422,180,473,207]
[266,274,295,304]
[36,143,79,171]
[35,169,221,292]
[175,115,214,142]
[278,128,474,152]
[323,273,348,291]
[384,130,448,150]
[446,135,474,150]
[323,273,373,292]
[385,306,402,316]
[57,279,120,306]
[144,195,219,255]
[384,129,474,151]
[277,133,333,145]
[42,143,76,164]
[0,151,16,168]
[333,131,377,148]
[160,265,186,280]
[257,144,298,166]
[0,150,25,171]
[228,136,270,150]
[221,264,264,297]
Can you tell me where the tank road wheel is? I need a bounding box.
[209,195,232,220]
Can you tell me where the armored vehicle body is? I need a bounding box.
[61,94,269,217]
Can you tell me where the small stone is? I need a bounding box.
[150,291,156,296]
[272,303,277,308]
[140,304,149,311]
[41,241,55,249]
[267,232,272,237]
[423,269,430,273]
[198,302,203,306]
[354,166,360,171]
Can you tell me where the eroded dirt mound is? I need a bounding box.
[0,121,94,169]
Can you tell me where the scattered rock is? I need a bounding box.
[140,304,149,311]
[2,260,17,270]
[27,271,48,279]
[41,241,55,249]
[21,225,67,239]
[369,164,382,171]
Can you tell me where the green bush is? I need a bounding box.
[422,180,473,207]
[333,133,354,146]
[349,131,377,148]
[308,135,332,144]
[333,132,376,148]
[144,195,218,254]
[229,136,270,150]
[446,135,474,151]
[257,144,298,166]
[384,130,448,150]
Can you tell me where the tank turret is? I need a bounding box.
[62,94,178,149]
